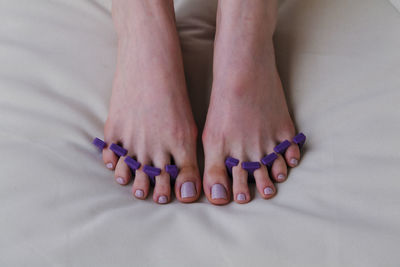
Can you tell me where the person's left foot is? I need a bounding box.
[202,0,302,205]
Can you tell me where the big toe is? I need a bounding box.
[174,165,201,203]
[203,163,231,205]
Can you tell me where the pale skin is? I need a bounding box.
[103,0,301,205]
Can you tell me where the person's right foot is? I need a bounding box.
[102,0,201,204]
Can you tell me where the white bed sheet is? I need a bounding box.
[1,0,400,266]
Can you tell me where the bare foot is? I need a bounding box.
[102,0,201,204]
[202,0,301,205]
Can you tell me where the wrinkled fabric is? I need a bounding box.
[0,0,399,266]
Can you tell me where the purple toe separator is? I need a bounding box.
[109,143,128,157]
[241,162,261,174]
[261,153,278,168]
[143,165,161,186]
[124,157,141,171]
[293,132,306,149]
[92,137,106,151]
[274,140,291,154]
[166,165,179,185]
[241,162,261,183]
[225,157,239,175]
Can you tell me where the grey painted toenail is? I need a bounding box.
[116,177,124,184]
[278,174,286,180]
[135,190,144,198]
[181,182,196,198]
[264,187,274,195]
[211,184,227,200]
[290,158,298,166]
[158,196,168,204]
[237,193,246,201]
[106,163,113,169]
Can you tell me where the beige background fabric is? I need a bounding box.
[1,0,399,266]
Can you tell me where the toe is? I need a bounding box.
[153,170,171,204]
[114,156,132,185]
[132,164,150,200]
[102,144,118,170]
[271,154,288,183]
[284,142,301,168]
[232,165,250,204]
[174,165,201,203]
[203,161,231,205]
[253,165,276,199]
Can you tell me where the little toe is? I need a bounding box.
[203,162,231,205]
[114,156,132,185]
[132,168,150,200]
[253,165,276,199]
[102,144,118,170]
[271,154,288,183]
[232,165,250,204]
[174,165,201,203]
[284,142,301,168]
[153,170,171,204]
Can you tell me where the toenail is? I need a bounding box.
[158,195,168,204]
[278,174,286,181]
[116,177,124,184]
[211,184,227,200]
[290,158,298,166]
[237,193,246,201]
[106,163,113,169]
[135,189,144,198]
[264,187,274,195]
[181,182,196,198]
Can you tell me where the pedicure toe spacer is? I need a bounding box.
[109,143,128,157]
[274,140,291,155]
[261,153,278,168]
[124,157,141,172]
[293,132,306,149]
[225,157,239,175]
[92,137,106,151]
[165,165,179,185]
[241,161,261,174]
[143,165,161,186]
[241,161,261,183]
